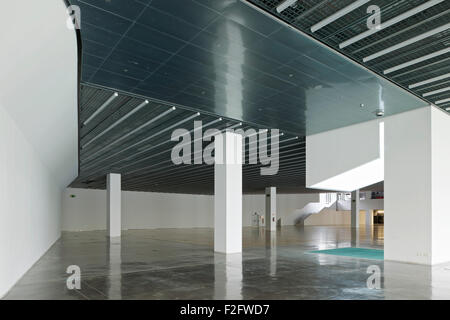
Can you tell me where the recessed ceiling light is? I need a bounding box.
[375,110,385,117]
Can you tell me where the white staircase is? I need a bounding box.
[285,193,337,226]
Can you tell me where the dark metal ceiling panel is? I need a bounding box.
[71,84,308,194]
[70,0,427,137]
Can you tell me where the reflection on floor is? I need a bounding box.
[310,247,384,260]
[4,225,450,300]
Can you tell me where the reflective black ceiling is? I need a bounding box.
[68,0,440,193]
[70,0,426,136]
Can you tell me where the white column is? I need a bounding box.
[214,132,242,254]
[351,190,360,228]
[265,187,277,231]
[214,253,243,299]
[366,210,373,228]
[265,232,277,276]
[107,238,122,299]
[385,106,450,265]
[107,173,121,239]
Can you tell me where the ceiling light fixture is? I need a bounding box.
[436,97,450,105]
[116,116,222,169]
[82,106,176,163]
[276,0,297,13]
[227,122,243,130]
[311,0,370,33]
[409,73,450,89]
[83,99,149,148]
[83,92,118,126]
[375,109,385,117]
[384,47,450,74]
[423,86,450,97]
[340,0,445,49]
[364,23,450,62]
[83,109,197,171]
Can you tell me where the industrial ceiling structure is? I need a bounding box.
[250,0,450,109]
[68,0,444,194]
[71,83,306,193]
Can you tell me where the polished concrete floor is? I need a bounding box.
[4,225,450,300]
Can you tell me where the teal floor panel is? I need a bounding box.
[309,247,384,260]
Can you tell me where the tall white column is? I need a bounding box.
[214,132,242,254]
[107,173,121,239]
[214,253,243,299]
[265,232,277,276]
[385,106,450,265]
[265,187,277,231]
[107,238,122,299]
[351,190,360,228]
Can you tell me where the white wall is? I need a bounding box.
[306,118,384,191]
[430,107,450,265]
[62,188,322,231]
[0,1,78,297]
